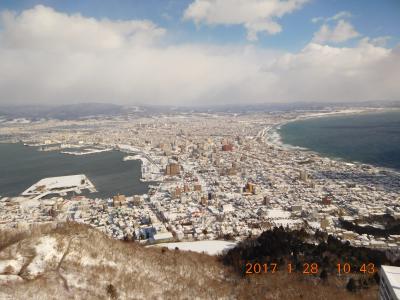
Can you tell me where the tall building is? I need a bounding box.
[165,163,181,176]
[379,265,400,300]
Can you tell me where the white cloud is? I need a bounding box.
[312,11,352,23]
[329,11,352,21]
[311,17,323,23]
[183,0,309,41]
[313,20,360,44]
[0,5,399,106]
[0,5,165,51]
[261,42,400,102]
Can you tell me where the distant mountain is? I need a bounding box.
[0,103,124,120]
[1,101,398,121]
[140,100,400,114]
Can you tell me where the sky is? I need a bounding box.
[0,0,399,106]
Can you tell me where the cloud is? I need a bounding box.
[260,42,400,102]
[0,5,399,106]
[370,36,391,47]
[329,11,352,21]
[0,5,166,51]
[311,16,324,24]
[313,20,360,44]
[312,11,352,23]
[183,0,309,41]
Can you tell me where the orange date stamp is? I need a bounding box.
[245,262,378,275]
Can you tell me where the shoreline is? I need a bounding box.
[268,108,400,173]
[266,108,377,150]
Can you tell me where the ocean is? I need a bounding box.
[279,110,400,170]
[0,143,150,198]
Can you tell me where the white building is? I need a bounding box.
[380,265,400,300]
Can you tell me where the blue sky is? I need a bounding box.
[1,0,399,51]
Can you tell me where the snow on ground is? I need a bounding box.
[15,198,41,211]
[0,275,23,284]
[0,254,25,274]
[308,221,321,230]
[265,209,291,219]
[271,219,303,228]
[152,240,237,255]
[79,255,117,268]
[117,144,142,153]
[26,236,63,277]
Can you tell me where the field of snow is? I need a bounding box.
[26,236,63,278]
[265,209,291,219]
[153,240,237,255]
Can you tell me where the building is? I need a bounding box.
[113,194,126,206]
[244,182,256,194]
[183,183,190,192]
[299,170,308,182]
[194,184,202,192]
[201,196,208,206]
[165,163,181,176]
[227,167,237,175]
[320,218,330,230]
[171,187,181,199]
[222,204,234,213]
[113,194,126,202]
[222,144,233,151]
[322,195,333,205]
[379,265,400,300]
[151,231,174,243]
[291,205,302,212]
[133,195,142,206]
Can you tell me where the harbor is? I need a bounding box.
[0,143,150,198]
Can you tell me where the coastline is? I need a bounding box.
[268,108,400,173]
[266,108,377,149]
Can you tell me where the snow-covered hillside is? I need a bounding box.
[0,223,375,300]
